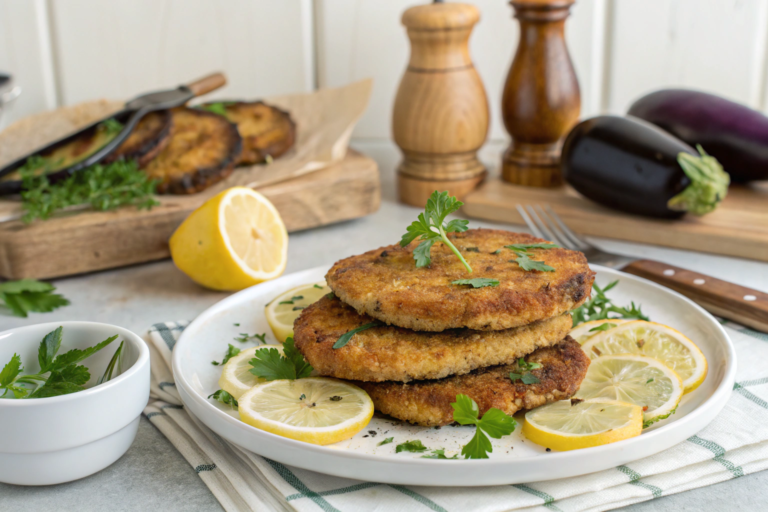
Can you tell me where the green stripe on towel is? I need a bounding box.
[616,466,663,498]
[513,484,563,511]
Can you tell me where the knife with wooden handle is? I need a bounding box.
[620,259,768,332]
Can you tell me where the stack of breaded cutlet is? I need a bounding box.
[294,228,595,427]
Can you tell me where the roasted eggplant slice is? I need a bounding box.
[143,108,242,194]
[200,101,296,164]
[104,110,172,167]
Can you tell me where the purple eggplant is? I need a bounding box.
[628,89,768,182]
[561,116,730,219]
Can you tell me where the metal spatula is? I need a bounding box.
[0,72,226,195]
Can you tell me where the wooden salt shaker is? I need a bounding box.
[393,2,489,207]
[501,0,580,187]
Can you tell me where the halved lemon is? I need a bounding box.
[570,319,630,345]
[575,354,684,428]
[219,345,284,399]
[238,377,374,445]
[170,187,288,291]
[581,321,707,393]
[265,282,331,342]
[523,398,642,451]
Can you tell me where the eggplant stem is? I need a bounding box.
[668,145,730,215]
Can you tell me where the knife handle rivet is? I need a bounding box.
[694,279,705,285]
[663,269,675,276]
[744,295,757,301]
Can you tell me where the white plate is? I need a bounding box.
[172,265,736,486]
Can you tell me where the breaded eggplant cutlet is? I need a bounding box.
[355,337,590,427]
[326,229,594,332]
[294,296,572,382]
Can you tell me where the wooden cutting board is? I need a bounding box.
[462,178,768,262]
[0,150,379,280]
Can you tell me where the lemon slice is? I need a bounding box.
[265,282,331,342]
[238,377,374,445]
[570,319,630,344]
[581,320,707,393]
[170,187,288,291]
[523,398,643,451]
[575,354,683,427]
[218,345,284,399]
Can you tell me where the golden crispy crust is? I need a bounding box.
[294,296,572,382]
[105,110,172,167]
[326,229,595,332]
[144,108,241,194]
[205,101,296,165]
[355,337,590,426]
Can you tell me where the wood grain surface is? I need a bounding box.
[462,179,768,262]
[0,151,380,280]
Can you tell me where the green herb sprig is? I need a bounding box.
[333,322,381,349]
[395,440,428,453]
[571,281,650,327]
[504,243,559,272]
[208,389,238,409]
[234,332,267,344]
[0,327,119,399]
[0,279,69,318]
[509,358,543,385]
[400,191,471,272]
[249,337,313,381]
[212,344,241,366]
[451,394,517,459]
[19,158,158,223]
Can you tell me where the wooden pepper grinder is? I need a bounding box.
[501,0,580,187]
[393,1,489,207]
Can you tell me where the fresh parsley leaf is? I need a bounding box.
[212,344,241,366]
[589,322,617,333]
[97,341,124,385]
[647,378,654,384]
[37,326,63,373]
[451,394,517,459]
[378,437,394,446]
[399,191,472,272]
[100,118,124,136]
[571,280,650,327]
[234,332,267,344]
[326,292,336,300]
[20,159,158,223]
[313,284,323,289]
[333,322,381,349]
[521,373,540,385]
[208,389,238,409]
[517,358,542,371]
[28,364,90,398]
[0,354,22,387]
[51,335,118,370]
[451,278,499,288]
[0,279,70,318]
[249,338,313,380]
[395,440,428,453]
[421,449,458,460]
[506,243,560,252]
[509,372,522,382]
[511,254,555,272]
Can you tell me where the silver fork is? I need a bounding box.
[516,204,768,333]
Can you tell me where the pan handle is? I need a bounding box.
[185,72,226,97]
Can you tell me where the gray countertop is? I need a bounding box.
[1,142,767,511]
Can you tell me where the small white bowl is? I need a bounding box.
[0,321,149,485]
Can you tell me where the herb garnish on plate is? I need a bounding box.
[208,389,238,409]
[395,440,428,453]
[400,191,471,272]
[571,280,649,327]
[0,279,70,317]
[451,394,517,459]
[505,243,559,272]
[249,337,313,381]
[0,326,121,399]
[211,344,241,366]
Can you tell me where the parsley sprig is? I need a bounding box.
[451,394,517,459]
[0,326,120,399]
[400,191,471,272]
[212,344,241,366]
[509,358,542,385]
[0,279,69,317]
[208,389,238,409]
[249,337,313,381]
[19,158,158,223]
[571,281,649,327]
[505,243,559,272]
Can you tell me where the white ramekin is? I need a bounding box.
[0,321,150,485]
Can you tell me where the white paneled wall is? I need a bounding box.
[3,0,768,144]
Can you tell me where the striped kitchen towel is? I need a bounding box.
[143,320,768,512]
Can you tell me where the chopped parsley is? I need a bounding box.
[504,243,559,272]
[208,389,238,409]
[421,449,459,460]
[395,440,428,453]
[589,322,617,333]
[451,278,500,288]
[211,344,241,366]
[378,437,394,446]
[234,332,267,344]
[333,322,381,349]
